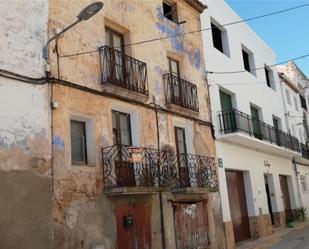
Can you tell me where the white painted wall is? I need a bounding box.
[217,141,300,221]
[201,0,301,223]
[201,0,286,132]
[0,0,50,170]
[297,164,309,217]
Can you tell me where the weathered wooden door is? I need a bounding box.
[226,171,251,242]
[174,202,209,249]
[115,203,151,249]
[279,175,292,220]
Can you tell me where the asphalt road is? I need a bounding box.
[269,226,309,249]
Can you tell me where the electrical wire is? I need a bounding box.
[0,68,46,84]
[208,53,309,75]
[59,3,309,58]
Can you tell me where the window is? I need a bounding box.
[300,176,307,192]
[294,96,299,111]
[70,120,87,164]
[286,89,291,105]
[242,47,254,74]
[265,66,275,90]
[291,124,296,136]
[300,95,307,111]
[299,128,304,143]
[112,110,132,145]
[168,57,180,77]
[163,1,178,23]
[105,27,124,51]
[211,23,223,53]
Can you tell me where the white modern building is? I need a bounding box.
[278,62,309,219]
[201,1,303,248]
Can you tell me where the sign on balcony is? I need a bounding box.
[128,147,143,163]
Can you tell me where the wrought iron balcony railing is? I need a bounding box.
[99,45,148,95]
[218,109,300,153]
[102,145,217,190]
[163,73,199,112]
[301,143,309,159]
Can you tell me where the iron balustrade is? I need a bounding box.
[163,73,199,112]
[99,45,148,95]
[102,145,217,190]
[218,109,300,153]
[301,143,309,159]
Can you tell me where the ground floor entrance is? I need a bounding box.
[115,203,151,249]
[226,170,251,242]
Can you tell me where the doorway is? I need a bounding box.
[115,203,151,249]
[226,170,251,242]
[264,174,274,225]
[250,106,262,139]
[279,175,292,221]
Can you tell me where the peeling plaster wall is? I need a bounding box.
[48,0,223,248]
[0,1,52,249]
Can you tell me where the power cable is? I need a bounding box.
[208,53,309,75]
[59,3,309,58]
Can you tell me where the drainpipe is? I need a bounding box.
[154,101,166,249]
[292,157,303,209]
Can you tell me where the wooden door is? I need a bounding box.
[219,90,236,132]
[226,171,251,242]
[175,127,190,187]
[264,175,274,224]
[174,202,209,249]
[115,203,151,249]
[279,175,292,220]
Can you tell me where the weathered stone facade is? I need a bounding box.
[48,0,225,248]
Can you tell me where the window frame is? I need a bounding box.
[286,89,291,105]
[162,1,178,23]
[70,120,88,165]
[112,110,132,146]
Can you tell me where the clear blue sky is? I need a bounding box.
[226,0,309,77]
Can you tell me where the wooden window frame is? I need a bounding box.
[70,120,88,165]
[112,110,132,146]
[163,1,178,23]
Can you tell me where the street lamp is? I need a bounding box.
[43,1,103,60]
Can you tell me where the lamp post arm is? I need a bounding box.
[43,18,82,60]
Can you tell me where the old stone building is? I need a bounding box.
[48,0,225,249]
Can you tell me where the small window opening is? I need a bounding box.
[163,1,178,23]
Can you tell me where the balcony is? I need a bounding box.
[218,109,301,157]
[101,145,217,194]
[99,46,149,98]
[163,73,199,112]
[301,143,309,159]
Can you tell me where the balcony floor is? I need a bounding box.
[217,132,301,159]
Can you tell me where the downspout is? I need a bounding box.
[154,102,166,249]
[292,157,303,209]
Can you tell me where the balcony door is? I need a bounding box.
[250,106,262,139]
[105,27,125,84]
[112,110,135,187]
[168,58,182,105]
[219,90,236,132]
[273,117,281,146]
[175,127,190,187]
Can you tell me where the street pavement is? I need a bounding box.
[269,225,309,249]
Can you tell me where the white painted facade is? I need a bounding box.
[278,62,309,217]
[201,0,302,239]
[0,0,50,170]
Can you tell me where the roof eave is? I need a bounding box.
[183,0,207,13]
